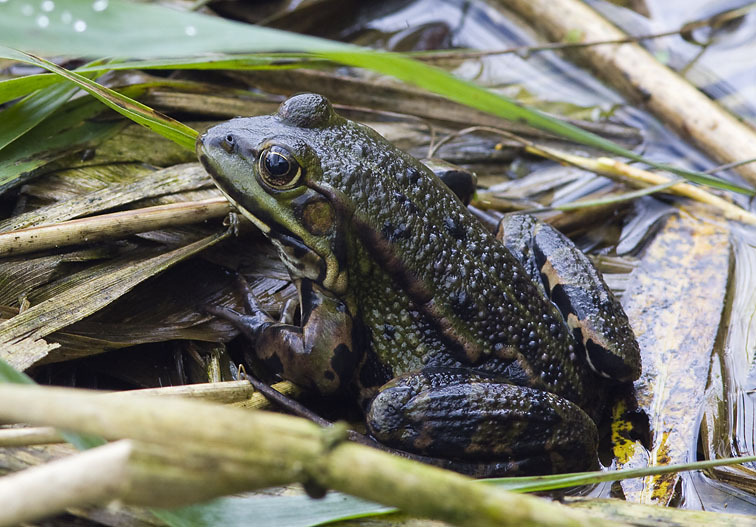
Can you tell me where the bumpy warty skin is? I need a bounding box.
[200,94,597,410]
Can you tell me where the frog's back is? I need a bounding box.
[302,113,594,407]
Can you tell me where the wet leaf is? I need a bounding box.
[616,210,731,505]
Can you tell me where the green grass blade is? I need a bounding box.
[0,74,63,105]
[78,54,321,72]
[318,50,752,194]
[0,55,317,105]
[487,454,756,492]
[0,47,198,150]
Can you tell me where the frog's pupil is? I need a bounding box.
[265,152,290,177]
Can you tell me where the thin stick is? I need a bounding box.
[0,198,231,257]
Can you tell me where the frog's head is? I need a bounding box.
[197,94,350,294]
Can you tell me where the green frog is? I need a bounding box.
[197,93,640,475]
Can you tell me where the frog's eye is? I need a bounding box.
[258,146,303,190]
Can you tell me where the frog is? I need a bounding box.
[196,93,641,476]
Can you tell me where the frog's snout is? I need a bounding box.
[195,131,208,156]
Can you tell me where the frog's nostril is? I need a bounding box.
[221,133,236,153]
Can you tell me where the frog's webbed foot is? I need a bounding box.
[497,214,641,382]
[207,273,358,395]
[204,273,274,341]
[365,368,599,475]
[205,303,272,341]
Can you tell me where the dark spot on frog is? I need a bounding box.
[450,290,477,321]
[383,323,396,340]
[264,352,284,376]
[324,370,336,381]
[381,220,411,242]
[444,216,466,240]
[393,191,419,214]
[398,167,422,186]
[330,343,355,384]
[549,283,574,321]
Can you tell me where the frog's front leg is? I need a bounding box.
[366,368,598,475]
[209,277,359,394]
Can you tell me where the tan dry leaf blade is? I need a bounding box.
[0,228,231,371]
[618,210,731,505]
[0,163,212,232]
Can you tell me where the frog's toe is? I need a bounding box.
[204,303,272,341]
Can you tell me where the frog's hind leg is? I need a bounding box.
[365,368,598,475]
[496,214,640,382]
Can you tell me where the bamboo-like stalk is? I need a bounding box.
[0,440,133,526]
[0,426,61,447]
[0,384,622,527]
[0,198,231,257]
[494,0,756,185]
[0,380,299,446]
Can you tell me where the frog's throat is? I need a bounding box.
[216,186,345,294]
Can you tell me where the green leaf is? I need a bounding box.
[0,95,125,193]
[0,59,107,151]
[0,47,198,151]
[0,0,346,58]
[153,494,392,527]
[0,81,79,150]
[0,73,62,105]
